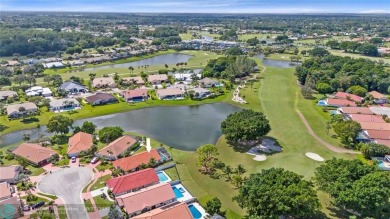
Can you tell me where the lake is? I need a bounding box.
[0,103,241,151]
[84,53,193,71]
[254,53,297,68]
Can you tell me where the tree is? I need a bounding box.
[25,75,36,86]
[98,126,124,143]
[326,40,340,49]
[308,47,330,57]
[235,164,246,175]
[359,143,390,159]
[107,205,122,219]
[205,197,223,216]
[358,43,379,57]
[234,168,320,218]
[246,37,259,46]
[316,82,332,94]
[332,120,361,147]
[196,144,219,174]
[13,75,26,86]
[0,77,11,88]
[222,165,233,181]
[46,115,74,135]
[221,109,271,143]
[89,73,96,82]
[128,66,134,76]
[81,121,96,134]
[347,85,367,97]
[16,157,29,169]
[225,47,243,56]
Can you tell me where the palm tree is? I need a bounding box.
[128,66,134,76]
[223,165,233,181]
[235,164,246,176]
[232,174,244,188]
[326,122,331,135]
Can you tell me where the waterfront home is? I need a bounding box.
[122,89,148,102]
[12,143,57,167]
[191,87,211,98]
[156,88,184,100]
[116,183,176,217]
[59,81,88,94]
[85,93,117,106]
[0,90,17,101]
[148,74,168,85]
[0,165,22,184]
[106,168,159,196]
[49,98,80,112]
[324,98,357,107]
[338,107,374,115]
[43,61,65,68]
[97,135,138,160]
[92,77,117,88]
[334,91,363,103]
[132,202,193,219]
[113,149,161,172]
[198,77,217,88]
[67,132,94,157]
[369,91,388,104]
[122,77,145,86]
[6,102,38,118]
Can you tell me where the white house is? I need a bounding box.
[43,62,65,68]
[191,88,211,98]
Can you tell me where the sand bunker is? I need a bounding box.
[253,155,267,161]
[305,152,324,161]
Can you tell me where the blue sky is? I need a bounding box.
[0,0,389,13]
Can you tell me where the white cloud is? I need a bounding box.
[359,9,390,13]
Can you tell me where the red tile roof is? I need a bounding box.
[98,135,137,158]
[113,149,161,172]
[339,107,374,115]
[68,132,93,155]
[359,122,390,131]
[369,91,386,99]
[366,130,390,140]
[122,89,148,99]
[349,114,385,123]
[335,91,363,103]
[326,98,356,107]
[374,139,390,148]
[132,202,193,219]
[116,183,175,215]
[0,182,11,200]
[106,168,159,195]
[12,143,56,165]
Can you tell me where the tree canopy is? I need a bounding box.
[98,126,124,143]
[332,120,361,148]
[46,115,73,135]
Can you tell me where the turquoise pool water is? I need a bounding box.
[157,171,169,182]
[189,205,202,219]
[172,186,184,198]
[317,100,327,106]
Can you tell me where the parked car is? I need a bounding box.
[71,157,76,163]
[22,205,30,211]
[90,157,99,164]
[32,201,45,209]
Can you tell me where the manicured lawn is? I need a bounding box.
[28,165,45,176]
[163,166,180,181]
[37,192,57,200]
[90,174,112,191]
[93,196,114,209]
[95,162,113,172]
[21,194,50,205]
[84,199,94,212]
[57,206,67,219]
[179,33,193,40]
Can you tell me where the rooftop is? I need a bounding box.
[0,182,11,200]
[349,114,385,123]
[132,202,193,219]
[339,107,374,115]
[85,93,116,103]
[334,91,363,103]
[156,88,184,97]
[68,132,94,155]
[12,143,56,165]
[113,149,160,171]
[359,122,390,131]
[99,135,137,158]
[326,98,356,107]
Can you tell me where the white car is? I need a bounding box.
[71,157,76,163]
[90,157,99,164]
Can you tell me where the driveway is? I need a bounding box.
[370,106,390,117]
[38,167,93,219]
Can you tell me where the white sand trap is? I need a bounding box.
[253,155,267,161]
[204,53,209,55]
[305,152,324,161]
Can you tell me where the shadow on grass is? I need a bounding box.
[0,123,9,132]
[21,117,39,124]
[228,136,283,155]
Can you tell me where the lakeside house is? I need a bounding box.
[67,132,94,157]
[106,168,159,196]
[122,89,148,102]
[0,165,22,184]
[59,81,88,94]
[191,87,211,98]
[113,149,161,172]
[6,102,38,118]
[85,93,117,106]
[324,98,357,107]
[148,74,168,85]
[156,88,184,100]
[92,77,117,88]
[116,183,176,217]
[49,98,81,112]
[122,77,145,86]
[198,77,217,88]
[334,91,363,103]
[0,90,18,101]
[12,143,57,167]
[97,135,138,160]
[369,91,388,104]
[132,202,193,219]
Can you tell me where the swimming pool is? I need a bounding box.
[317,100,327,106]
[172,186,184,198]
[188,205,202,219]
[157,171,169,182]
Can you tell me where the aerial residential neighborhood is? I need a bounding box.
[0,2,390,219]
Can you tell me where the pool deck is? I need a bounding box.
[172,183,193,202]
[157,171,172,182]
[190,202,208,219]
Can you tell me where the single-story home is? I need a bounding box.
[122,89,148,102]
[148,74,168,85]
[68,132,94,157]
[132,202,193,219]
[364,130,390,140]
[337,107,374,115]
[156,88,184,100]
[92,77,117,88]
[348,114,385,123]
[191,87,211,98]
[6,102,38,118]
[12,143,57,166]
[85,93,117,106]
[122,77,145,86]
[0,182,12,201]
[49,98,81,112]
[0,165,22,184]
[0,196,22,219]
[358,122,390,131]
[106,168,159,196]
[59,81,88,94]
[0,90,18,101]
[198,77,217,88]
[374,139,390,148]
[112,149,161,172]
[369,91,388,104]
[115,183,176,217]
[97,135,138,160]
[43,62,65,69]
[334,91,363,103]
[325,98,357,107]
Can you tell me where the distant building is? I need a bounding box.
[43,62,65,68]
[59,81,88,94]
[148,74,168,85]
[25,86,52,97]
[6,102,38,118]
[122,89,148,102]
[325,98,357,107]
[85,93,117,106]
[0,90,18,101]
[191,87,211,98]
[122,77,145,86]
[113,149,161,172]
[92,77,116,88]
[198,77,217,88]
[334,91,363,103]
[369,91,388,104]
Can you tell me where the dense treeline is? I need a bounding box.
[202,56,257,81]
[295,54,390,94]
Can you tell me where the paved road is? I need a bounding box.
[38,167,93,219]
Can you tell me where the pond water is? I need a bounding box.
[0,103,240,151]
[254,53,297,68]
[83,53,193,71]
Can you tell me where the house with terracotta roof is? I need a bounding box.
[364,130,390,141]
[0,182,12,201]
[68,132,94,157]
[334,91,363,103]
[0,196,22,219]
[148,74,168,85]
[359,122,390,131]
[106,168,159,196]
[97,135,138,160]
[338,107,374,115]
[113,149,161,172]
[6,102,38,118]
[325,98,356,107]
[374,139,390,148]
[122,89,148,102]
[116,183,176,217]
[369,91,388,104]
[85,93,117,106]
[348,114,386,123]
[92,77,117,88]
[156,88,184,100]
[0,165,22,184]
[198,77,217,88]
[122,77,145,86]
[132,202,193,219]
[12,143,57,166]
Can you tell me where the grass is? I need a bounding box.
[90,174,112,191]
[238,33,277,41]
[57,206,67,219]
[21,194,50,204]
[84,199,94,212]
[37,192,57,200]
[27,165,45,176]
[163,167,180,181]
[93,196,114,209]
